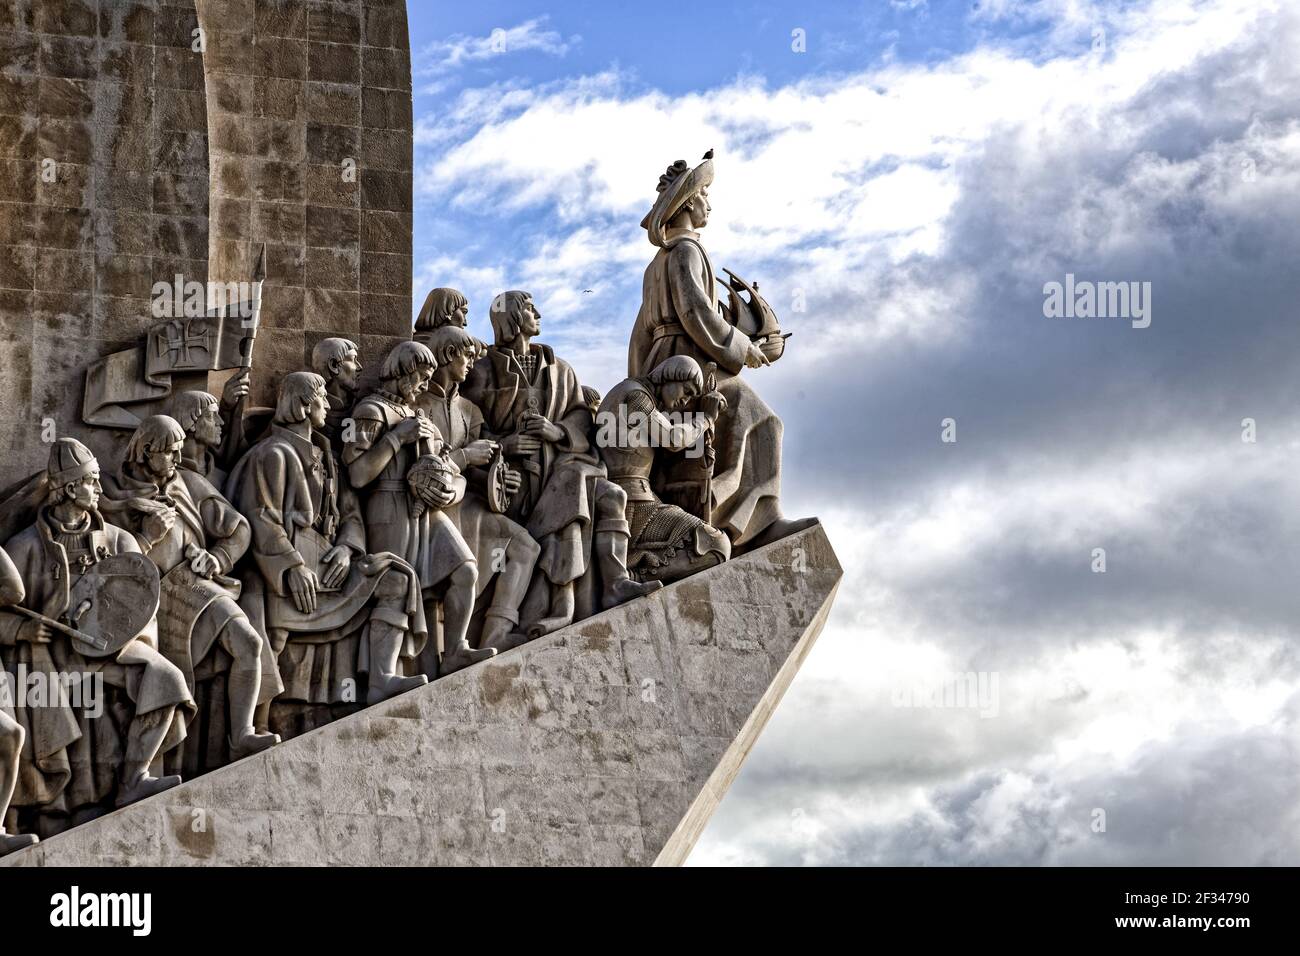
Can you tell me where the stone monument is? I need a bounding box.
[0,2,837,866]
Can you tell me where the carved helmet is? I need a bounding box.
[47,437,99,486]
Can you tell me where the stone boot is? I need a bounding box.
[441,640,496,676]
[116,772,182,808]
[598,531,662,610]
[0,829,38,857]
[229,728,281,759]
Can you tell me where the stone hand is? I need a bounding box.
[320,546,351,588]
[744,342,771,369]
[462,439,497,467]
[141,506,176,543]
[426,480,457,508]
[221,369,251,409]
[394,416,438,445]
[700,390,727,419]
[502,467,523,494]
[189,549,221,578]
[288,565,319,615]
[501,433,541,457]
[18,619,52,645]
[523,414,565,443]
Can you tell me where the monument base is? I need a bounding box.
[2,523,840,867]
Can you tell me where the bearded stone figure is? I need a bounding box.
[0,439,194,830]
[628,150,815,553]
[415,325,540,652]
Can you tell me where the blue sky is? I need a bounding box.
[405,0,1300,865]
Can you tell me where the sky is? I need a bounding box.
[405,0,1300,865]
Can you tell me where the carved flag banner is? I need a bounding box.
[82,311,259,429]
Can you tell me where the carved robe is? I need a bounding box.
[343,391,474,593]
[227,424,427,704]
[628,229,783,544]
[415,381,537,599]
[0,510,192,815]
[462,344,606,589]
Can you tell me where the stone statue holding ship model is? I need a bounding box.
[628,150,814,554]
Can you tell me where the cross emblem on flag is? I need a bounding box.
[157,319,211,367]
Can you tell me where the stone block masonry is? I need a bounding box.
[0,1,414,488]
[0,0,212,488]
[196,0,414,408]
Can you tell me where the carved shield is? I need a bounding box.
[65,553,161,659]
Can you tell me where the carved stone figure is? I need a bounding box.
[415,287,470,331]
[596,356,732,583]
[228,372,432,717]
[0,548,37,856]
[462,291,660,636]
[415,325,540,652]
[0,439,193,821]
[343,343,496,676]
[629,151,815,553]
[310,337,363,450]
[171,390,230,490]
[107,417,280,761]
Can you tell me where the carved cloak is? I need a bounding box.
[461,344,605,588]
[227,424,427,704]
[628,231,783,544]
[0,510,193,814]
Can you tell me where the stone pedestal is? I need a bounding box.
[2,522,840,867]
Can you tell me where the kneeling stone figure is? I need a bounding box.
[596,356,732,583]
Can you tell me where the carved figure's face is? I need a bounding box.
[659,381,699,411]
[687,188,711,229]
[334,349,362,391]
[308,386,329,430]
[519,298,541,338]
[444,346,473,384]
[65,470,101,512]
[193,404,223,448]
[146,439,183,482]
[448,303,468,328]
[397,367,433,403]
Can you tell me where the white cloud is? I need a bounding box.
[416,17,579,77]
[408,0,1300,864]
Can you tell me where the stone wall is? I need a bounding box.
[0,0,210,489]
[0,0,414,487]
[1,524,842,867]
[196,0,413,407]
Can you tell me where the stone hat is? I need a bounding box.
[47,437,99,485]
[641,149,714,248]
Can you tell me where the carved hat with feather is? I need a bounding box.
[641,149,714,248]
